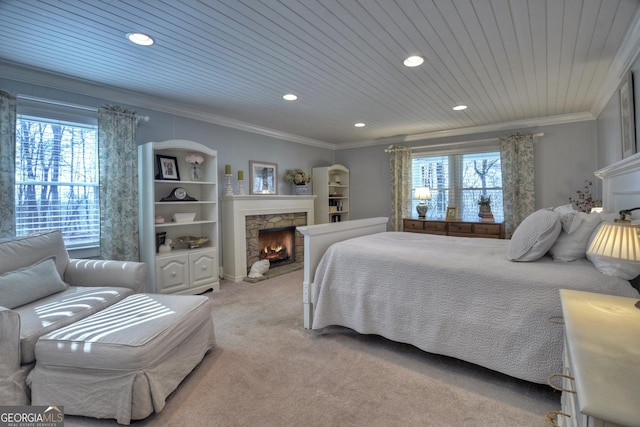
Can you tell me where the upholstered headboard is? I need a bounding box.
[595,153,640,221]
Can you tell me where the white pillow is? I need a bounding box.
[507,209,562,262]
[550,212,602,262]
[0,257,69,309]
[554,204,585,234]
[586,223,640,280]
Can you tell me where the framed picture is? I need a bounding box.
[155,231,167,253]
[445,206,458,221]
[156,155,180,180]
[249,161,278,195]
[619,71,636,159]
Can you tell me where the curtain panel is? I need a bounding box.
[499,133,535,238]
[386,144,412,231]
[0,90,16,239]
[98,105,140,261]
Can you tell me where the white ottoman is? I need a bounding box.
[27,293,215,425]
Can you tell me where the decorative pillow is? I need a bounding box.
[554,204,585,234]
[549,212,602,262]
[0,257,68,309]
[507,209,562,262]
[586,223,640,280]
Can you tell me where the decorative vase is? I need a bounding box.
[190,164,201,181]
[294,184,309,195]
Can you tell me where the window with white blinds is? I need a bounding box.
[15,98,100,249]
[412,151,503,222]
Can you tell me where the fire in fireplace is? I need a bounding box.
[258,226,295,265]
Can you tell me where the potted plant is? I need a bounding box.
[477,195,492,215]
[284,168,312,195]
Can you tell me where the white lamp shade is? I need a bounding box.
[587,222,640,262]
[414,187,431,201]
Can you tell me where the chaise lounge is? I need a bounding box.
[0,230,215,424]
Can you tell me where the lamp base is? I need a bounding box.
[416,203,427,219]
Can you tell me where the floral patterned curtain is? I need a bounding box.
[499,133,535,238]
[98,105,139,261]
[0,90,16,239]
[386,144,412,231]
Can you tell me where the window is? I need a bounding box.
[411,151,503,222]
[15,98,99,250]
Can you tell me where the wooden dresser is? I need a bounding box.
[403,218,503,239]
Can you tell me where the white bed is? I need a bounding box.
[297,154,640,384]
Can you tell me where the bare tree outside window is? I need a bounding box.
[15,116,99,248]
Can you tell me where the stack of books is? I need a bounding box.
[478,211,495,222]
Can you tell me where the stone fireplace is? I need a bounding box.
[246,214,305,268]
[221,195,316,282]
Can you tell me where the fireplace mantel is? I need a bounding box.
[221,195,316,282]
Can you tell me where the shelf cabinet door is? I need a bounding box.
[189,249,218,288]
[156,253,189,293]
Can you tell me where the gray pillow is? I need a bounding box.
[507,209,562,261]
[0,257,69,309]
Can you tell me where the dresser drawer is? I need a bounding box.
[424,222,447,232]
[403,219,424,231]
[473,223,502,236]
[447,223,472,234]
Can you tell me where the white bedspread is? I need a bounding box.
[311,232,640,384]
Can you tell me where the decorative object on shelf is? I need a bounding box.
[250,161,278,194]
[477,195,494,222]
[569,180,601,213]
[172,212,196,223]
[284,169,311,195]
[186,153,204,181]
[158,238,173,253]
[160,187,197,201]
[237,170,245,195]
[154,215,165,224]
[413,187,431,218]
[445,206,458,221]
[156,154,180,180]
[224,173,234,196]
[177,235,209,249]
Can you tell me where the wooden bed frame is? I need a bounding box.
[297,153,640,330]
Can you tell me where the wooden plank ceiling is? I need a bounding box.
[0,0,638,146]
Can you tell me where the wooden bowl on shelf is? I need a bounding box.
[177,236,209,249]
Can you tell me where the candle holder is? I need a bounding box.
[224,174,234,196]
[237,179,245,195]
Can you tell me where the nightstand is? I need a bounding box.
[549,290,640,427]
[403,218,503,239]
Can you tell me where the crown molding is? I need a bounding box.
[335,112,595,150]
[0,60,335,150]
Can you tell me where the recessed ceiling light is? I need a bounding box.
[453,105,468,111]
[403,55,424,67]
[354,123,365,127]
[127,32,154,46]
[283,94,298,101]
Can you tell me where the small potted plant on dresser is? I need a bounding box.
[477,195,494,222]
[284,168,312,195]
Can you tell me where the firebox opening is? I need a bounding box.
[258,226,295,266]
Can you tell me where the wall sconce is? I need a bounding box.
[413,187,431,219]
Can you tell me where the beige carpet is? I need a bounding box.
[65,269,559,426]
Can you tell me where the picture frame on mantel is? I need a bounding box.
[619,70,636,159]
[249,161,278,195]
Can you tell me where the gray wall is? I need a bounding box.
[336,120,598,220]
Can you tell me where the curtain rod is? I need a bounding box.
[17,94,150,122]
[409,133,544,151]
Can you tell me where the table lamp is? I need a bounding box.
[414,187,431,218]
[587,222,640,263]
